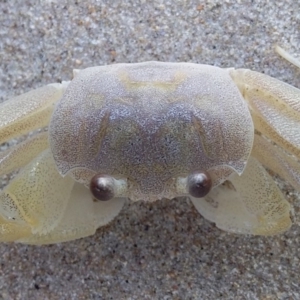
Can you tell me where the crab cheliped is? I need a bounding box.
[0,47,299,244]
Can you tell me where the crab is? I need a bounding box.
[0,47,299,245]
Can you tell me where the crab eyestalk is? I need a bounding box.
[175,171,213,198]
[90,174,116,201]
[89,174,128,201]
[187,171,212,198]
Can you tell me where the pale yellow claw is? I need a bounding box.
[0,149,125,244]
[0,215,31,242]
[0,149,75,235]
[191,157,291,235]
[18,183,125,245]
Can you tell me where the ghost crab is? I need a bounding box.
[0,47,299,244]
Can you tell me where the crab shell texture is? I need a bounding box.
[0,60,299,244]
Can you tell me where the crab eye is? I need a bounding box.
[187,171,212,198]
[90,174,115,201]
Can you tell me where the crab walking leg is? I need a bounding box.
[276,46,300,69]
[250,112,300,159]
[229,68,300,159]
[190,157,291,235]
[0,131,49,176]
[252,134,300,192]
[0,149,74,239]
[0,82,68,144]
[19,184,126,245]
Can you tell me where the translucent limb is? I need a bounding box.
[0,149,125,244]
[0,131,48,176]
[0,82,68,144]
[19,183,126,245]
[229,68,300,160]
[0,149,74,237]
[190,157,291,235]
[276,46,300,69]
[251,112,300,159]
[252,134,300,192]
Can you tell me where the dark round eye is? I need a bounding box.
[90,174,115,201]
[187,171,212,198]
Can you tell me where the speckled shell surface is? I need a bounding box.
[49,62,254,201]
